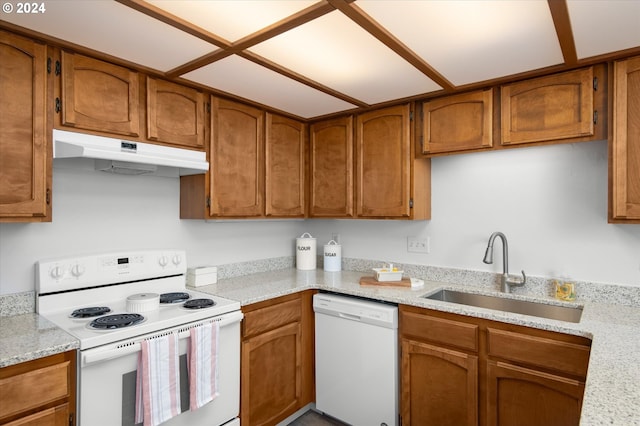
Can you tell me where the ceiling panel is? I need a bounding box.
[0,0,215,72]
[249,10,441,105]
[567,0,640,59]
[1,0,639,121]
[182,55,357,118]
[147,0,318,42]
[358,0,564,86]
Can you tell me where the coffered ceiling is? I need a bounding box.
[2,0,639,120]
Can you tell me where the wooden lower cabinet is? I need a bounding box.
[401,339,478,426]
[0,351,76,425]
[399,305,590,426]
[240,291,315,426]
[3,404,70,426]
[487,361,584,426]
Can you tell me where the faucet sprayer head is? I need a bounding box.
[483,244,494,264]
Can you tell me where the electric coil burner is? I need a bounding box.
[183,298,215,309]
[160,292,191,304]
[71,306,111,318]
[89,313,145,330]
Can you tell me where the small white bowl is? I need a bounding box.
[373,268,404,282]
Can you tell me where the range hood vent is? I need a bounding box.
[53,129,208,176]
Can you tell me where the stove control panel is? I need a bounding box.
[37,250,187,294]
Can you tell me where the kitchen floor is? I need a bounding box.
[287,410,348,426]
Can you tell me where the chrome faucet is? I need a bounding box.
[482,232,526,293]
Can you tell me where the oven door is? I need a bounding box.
[79,311,242,426]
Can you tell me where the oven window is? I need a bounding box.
[121,354,190,426]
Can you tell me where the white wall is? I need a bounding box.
[1,139,639,295]
[306,140,640,286]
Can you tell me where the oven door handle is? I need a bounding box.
[82,310,244,366]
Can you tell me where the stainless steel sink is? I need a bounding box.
[423,289,582,323]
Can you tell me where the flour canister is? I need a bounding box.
[296,232,316,270]
[323,240,341,272]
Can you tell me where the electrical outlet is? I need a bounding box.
[407,236,429,253]
[331,233,341,244]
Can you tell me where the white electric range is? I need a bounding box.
[36,249,242,426]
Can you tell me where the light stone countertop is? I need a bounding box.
[194,268,640,426]
[0,313,79,368]
[1,267,637,425]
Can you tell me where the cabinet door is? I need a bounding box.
[210,97,264,217]
[241,322,302,426]
[61,51,139,136]
[146,77,204,148]
[611,56,640,221]
[309,116,354,218]
[0,31,49,221]
[265,113,306,217]
[486,360,584,426]
[501,67,594,145]
[421,89,493,154]
[356,104,411,218]
[401,339,478,426]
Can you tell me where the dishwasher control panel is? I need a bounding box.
[313,293,398,328]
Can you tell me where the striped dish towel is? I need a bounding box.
[188,321,220,410]
[135,332,181,426]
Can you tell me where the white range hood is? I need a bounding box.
[53,129,209,176]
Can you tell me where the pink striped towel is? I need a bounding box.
[135,332,181,426]
[188,321,220,411]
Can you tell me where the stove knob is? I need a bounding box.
[50,266,64,280]
[158,256,169,267]
[71,264,85,278]
[172,254,182,266]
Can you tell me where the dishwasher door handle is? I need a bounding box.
[338,312,361,321]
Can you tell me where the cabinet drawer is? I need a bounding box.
[0,361,70,419]
[4,403,69,426]
[400,310,478,352]
[487,328,590,377]
[243,298,301,338]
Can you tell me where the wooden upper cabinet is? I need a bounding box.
[265,113,306,217]
[421,89,493,154]
[0,30,50,222]
[501,67,595,145]
[309,116,354,218]
[146,77,204,148]
[210,97,264,218]
[356,104,412,218]
[611,56,640,222]
[60,51,139,137]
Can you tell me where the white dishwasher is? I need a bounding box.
[314,293,399,426]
